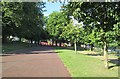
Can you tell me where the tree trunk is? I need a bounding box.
[19,37,21,42]
[52,40,54,46]
[84,44,87,49]
[55,41,57,46]
[103,41,109,69]
[35,41,37,46]
[30,39,33,47]
[74,39,77,54]
[37,40,39,45]
[59,42,61,47]
[30,40,32,44]
[2,35,7,43]
[90,44,93,51]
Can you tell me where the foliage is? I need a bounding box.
[61,21,83,43]
[64,2,120,46]
[46,11,68,44]
[1,2,47,43]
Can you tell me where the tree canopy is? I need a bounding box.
[1,2,47,43]
[46,11,68,46]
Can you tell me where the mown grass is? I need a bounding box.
[55,47,119,78]
[2,42,32,53]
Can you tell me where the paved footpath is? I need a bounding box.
[2,46,71,77]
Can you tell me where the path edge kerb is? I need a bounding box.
[52,49,71,77]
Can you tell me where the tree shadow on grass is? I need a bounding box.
[1,46,58,57]
[1,52,57,57]
[54,46,74,50]
[86,54,102,56]
[0,54,14,56]
[85,53,120,69]
[108,58,120,69]
[54,46,87,52]
[2,46,89,56]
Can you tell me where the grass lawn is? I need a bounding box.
[2,42,32,53]
[55,47,119,78]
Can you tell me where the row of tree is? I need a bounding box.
[1,2,48,44]
[45,2,120,69]
[45,11,68,46]
[63,2,120,69]
[1,2,120,69]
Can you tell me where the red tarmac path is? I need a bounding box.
[2,46,71,77]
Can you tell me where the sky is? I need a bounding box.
[43,2,63,16]
[43,1,82,26]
